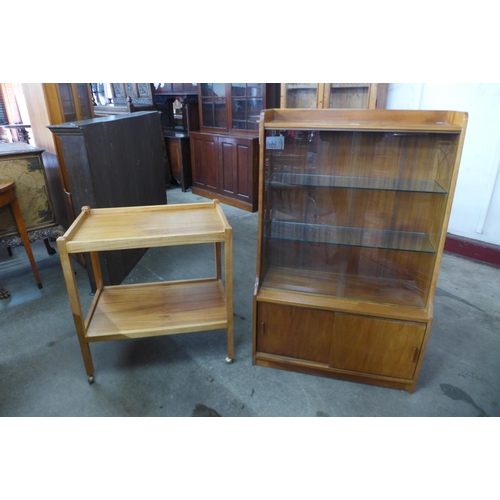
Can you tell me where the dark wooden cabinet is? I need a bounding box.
[48,111,167,290]
[154,84,199,192]
[191,83,279,212]
[190,131,259,211]
[164,130,192,192]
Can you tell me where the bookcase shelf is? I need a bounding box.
[268,221,436,253]
[267,174,448,194]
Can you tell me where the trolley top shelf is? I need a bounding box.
[58,200,231,253]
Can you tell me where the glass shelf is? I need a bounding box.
[267,172,447,194]
[267,173,447,194]
[267,220,436,253]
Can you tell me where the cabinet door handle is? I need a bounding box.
[411,347,419,363]
[260,322,266,336]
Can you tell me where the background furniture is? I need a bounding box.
[155,84,199,192]
[57,201,234,383]
[21,83,94,231]
[0,142,64,255]
[253,108,468,392]
[190,83,280,211]
[48,111,167,290]
[91,83,172,187]
[93,83,157,117]
[0,181,42,288]
[280,83,388,109]
[163,131,192,192]
[2,124,31,144]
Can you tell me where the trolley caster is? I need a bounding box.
[88,375,95,385]
[225,357,233,364]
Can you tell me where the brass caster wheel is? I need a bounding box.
[88,375,95,385]
[225,357,233,364]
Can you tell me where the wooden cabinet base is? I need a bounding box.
[254,353,419,392]
[253,299,429,392]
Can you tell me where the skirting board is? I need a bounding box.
[445,233,500,268]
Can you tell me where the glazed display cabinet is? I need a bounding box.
[190,83,280,212]
[253,109,468,392]
[280,83,388,110]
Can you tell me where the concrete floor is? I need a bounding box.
[1,185,499,417]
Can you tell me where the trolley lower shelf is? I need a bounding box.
[85,279,228,341]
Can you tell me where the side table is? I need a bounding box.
[0,181,42,288]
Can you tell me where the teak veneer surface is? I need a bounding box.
[262,109,466,132]
[85,280,227,341]
[61,201,229,253]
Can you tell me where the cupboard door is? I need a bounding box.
[190,132,218,191]
[331,314,426,379]
[166,138,182,179]
[230,83,263,132]
[219,135,256,202]
[257,302,334,364]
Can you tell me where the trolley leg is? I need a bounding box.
[224,230,234,363]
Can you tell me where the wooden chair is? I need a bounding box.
[0,180,42,289]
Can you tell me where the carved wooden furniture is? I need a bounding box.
[0,181,42,289]
[2,124,32,144]
[48,111,167,291]
[21,83,94,231]
[253,109,468,392]
[0,142,64,255]
[280,83,388,109]
[57,200,234,383]
[190,83,280,212]
[93,83,157,117]
[110,83,156,109]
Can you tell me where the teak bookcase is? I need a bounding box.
[253,109,468,392]
[57,201,233,383]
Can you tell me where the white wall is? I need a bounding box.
[386,83,500,246]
